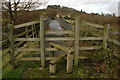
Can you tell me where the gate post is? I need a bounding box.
[74,16,80,66]
[103,24,110,49]
[8,24,15,69]
[40,15,45,68]
[67,52,74,73]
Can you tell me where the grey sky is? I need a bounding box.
[5,0,120,16]
[39,0,119,16]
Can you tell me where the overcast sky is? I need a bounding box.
[39,0,119,16]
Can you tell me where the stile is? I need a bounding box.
[40,15,45,68]
[49,43,73,74]
[74,16,80,66]
[4,15,114,75]
[8,24,15,69]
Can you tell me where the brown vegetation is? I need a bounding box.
[2,7,119,28]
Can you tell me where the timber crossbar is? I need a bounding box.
[82,21,104,29]
[14,20,39,29]
[14,37,103,41]
[45,30,74,35]
[15,46,101,52]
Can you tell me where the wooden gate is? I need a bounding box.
[6,14,111,74]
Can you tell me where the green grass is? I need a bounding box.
[27,68,50,78]
[3,67,26,78]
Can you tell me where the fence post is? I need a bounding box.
[49,63,56,74]
[67,52,73,73]
[103,24,110,49]
[8,24,15,69]
[74,16,80,66]
[40,15,45,68]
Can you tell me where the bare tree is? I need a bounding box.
[2,0,47,24]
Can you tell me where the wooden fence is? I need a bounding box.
[1,15,120,75]
[2,20,39,75]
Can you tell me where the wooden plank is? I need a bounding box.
[14,37,74,41]
[8,24,15,69]
[14,37,102,41]
[110,31,120,35]
[16,57,55,61]
[16,56,90,62]
[79,46,101,50]
[50,53,67,64]
[15,42,24,47]
[80,37,103,41]
[15,46,101,52]
[14,38,40,41]
[74,16,80,66]
[40,15,45,68]
[103,24,110,49]
[46,37,74,41]
[15,48,57,51]
[16,48,40,51]
[45,30,74,35]
[108,38,120,45]
[83,21,104,29]
[49,43,73,53]
[14,20,39,29]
